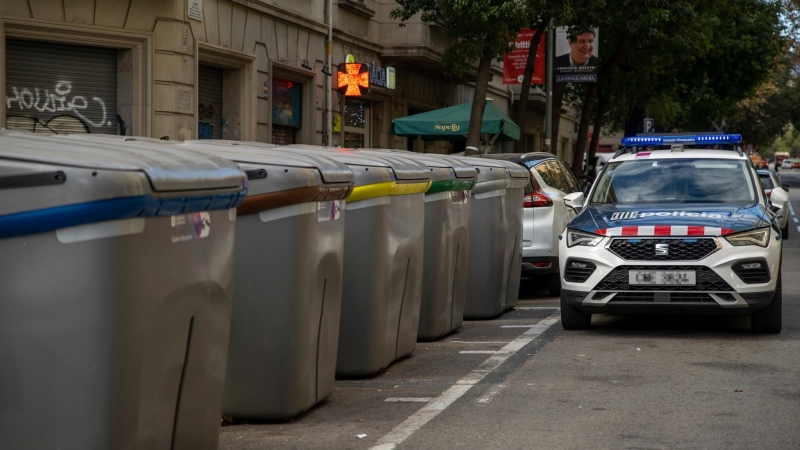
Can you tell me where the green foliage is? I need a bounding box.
[764,124,800,157]
[598,0,785,137]
[391,0,529,77]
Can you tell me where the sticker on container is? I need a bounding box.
[194,212,211,238]
[318,200,342,222]
[170,212,211,243]
[451,190,469,205]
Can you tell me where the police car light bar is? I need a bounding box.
[621,134,742,146]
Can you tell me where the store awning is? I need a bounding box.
[391,101,521,142]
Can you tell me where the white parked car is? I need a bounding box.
[484,153,582,295]
[781,159,792,169]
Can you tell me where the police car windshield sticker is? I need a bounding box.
[610,211,724,220]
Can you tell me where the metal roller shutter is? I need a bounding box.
[198,65,223,139]
[5,39,119,135]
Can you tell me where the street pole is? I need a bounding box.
[325,0,333,146]
[544,20,554,153]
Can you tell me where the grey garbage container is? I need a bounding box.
[173,140,354,420]
[355,150,478,340]
[279,144,431,376]
[454,156,529,319]
[0,131,246,450]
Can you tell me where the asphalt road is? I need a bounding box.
[219,169,800,450]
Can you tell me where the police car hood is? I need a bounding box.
[570,203,771,236]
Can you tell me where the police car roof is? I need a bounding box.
[609,149,747,163]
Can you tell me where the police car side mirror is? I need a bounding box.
[770,186,789,212]
[564,192,585,212]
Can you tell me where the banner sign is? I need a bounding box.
[555,27,599,83]
[503,29,545,85]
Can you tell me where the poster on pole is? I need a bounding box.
[503,29,545,85]
[555,27,599,83]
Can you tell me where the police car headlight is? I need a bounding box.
[724,228,770,247]
[566,229,603,247]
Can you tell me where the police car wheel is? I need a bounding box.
[751,271,782,334]
[560,297,591,330]
[781,223,789,239]
[547,273,562,296]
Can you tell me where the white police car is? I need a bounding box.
[558,134,787,333]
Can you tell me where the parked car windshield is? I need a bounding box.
[591,158,756,204]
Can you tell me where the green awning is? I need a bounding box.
[391,101,521,141]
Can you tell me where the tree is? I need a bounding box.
[513,1,575,152]
[391,0,529,152]
[571,0,784,182]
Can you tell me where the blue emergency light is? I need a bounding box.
[621,134,742,146]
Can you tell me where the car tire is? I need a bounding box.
[547,272,562,296]
[751,271,782,334]
[560,297,591,330]
[781,223,789,240]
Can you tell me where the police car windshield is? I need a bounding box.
[591,159,756,205]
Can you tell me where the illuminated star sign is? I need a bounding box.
[337,63,370,96]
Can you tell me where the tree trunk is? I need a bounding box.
[514,24,547,152]
[550,82,566,155]
[624,105,645,136]
[571,83,600,177]
[587,86,609,165]
[466,46,495,154]
[571,33,630,179]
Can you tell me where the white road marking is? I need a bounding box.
[385,398,433,403]
[446,341,510,344]
[459,350,496,354]
[501,325,536,328]
[789,201,795,216]
[796,226,800,233]
[369,311,561,450]
[476,384,506,404]
[793,217,798,223]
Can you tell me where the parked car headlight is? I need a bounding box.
[566,229,603,247]
[724,228,770,247]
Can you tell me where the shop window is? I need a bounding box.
[271,77,302,145]
[343,98,370,148]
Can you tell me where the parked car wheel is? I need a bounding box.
[560,297,591,330]
[751,271,782,333]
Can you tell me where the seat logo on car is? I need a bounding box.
[655,243,669,256]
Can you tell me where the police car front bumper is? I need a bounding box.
[558,231,781,314]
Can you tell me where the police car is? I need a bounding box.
[558,134,787,333]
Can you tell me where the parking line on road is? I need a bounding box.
[385,398,433,403]
[459,351,496,354]
[794,217,799,223]
[789,201,795,216]
[369,311,561,450]
[446,341,509,345]
[514,306,560,310]
[500,325,537,328]
[476,384,506,405]
[796,226,800,233]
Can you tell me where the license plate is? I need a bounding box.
[628,270,696,286]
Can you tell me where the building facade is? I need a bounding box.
[0,0,577,154]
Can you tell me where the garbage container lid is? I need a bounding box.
[355,150,478,194]
[0,131,246,193]
[453,155,530,193]
[287,145,431,182]
[173,140,355,215]
[0,131,246,239]
[185,140,354,185]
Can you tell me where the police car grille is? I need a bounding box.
[608,238,718,261]
[608,292,716,303]
[594,266,734,291]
